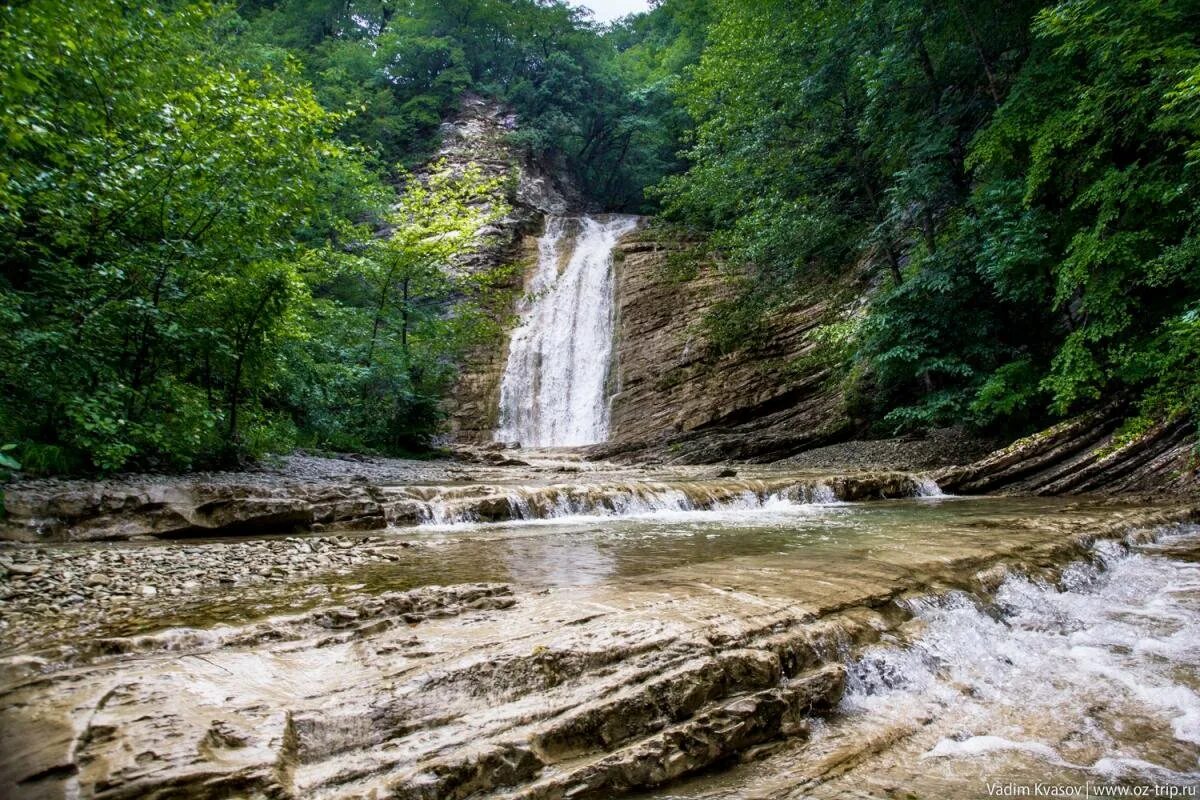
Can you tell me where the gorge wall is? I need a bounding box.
[454,214,858,459]
[437,98,1196,489]
[442,97,856,457]
[436,96,579,442]
[436,97,859,455]
[937,407,1198,498]
[598,229,855,463]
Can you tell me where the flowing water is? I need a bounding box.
[495,214,639,447]
[2,481,1197,799]
[635,522,1200,799]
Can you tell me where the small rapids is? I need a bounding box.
[411,479,850,528]
[914,476,945,497]
[838,525,1200,790]
[3,492,1195,800]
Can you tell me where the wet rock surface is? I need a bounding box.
[1,497,1195,799]
[646,527,1200,800]
[0,534,416,652]
[0,455,941,542]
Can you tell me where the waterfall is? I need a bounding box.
[495,214,639,447]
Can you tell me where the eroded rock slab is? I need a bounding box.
[1,502,1193,799]
[938,407,1199,497]
[1,465,942,542]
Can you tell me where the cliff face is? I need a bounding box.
[597,227,855,463]
[437,97,859,455]
[444,232,538,443]
[437,96,578,443]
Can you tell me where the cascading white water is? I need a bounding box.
[414,480,844,527]
[841,526,1200,786]
[495,214,639,447]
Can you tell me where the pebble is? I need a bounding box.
[0,533,416,646]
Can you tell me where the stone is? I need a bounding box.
[438,96,582,443]
[938,408,1199,497]
[592,229,853,464]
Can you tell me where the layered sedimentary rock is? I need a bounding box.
[0,463,938,542]
[3,503,1193,799]
[435,97,857,454]
[445,228,540,441]
[938,406,1199,497]
[436,95,583,442]
[595,228,854,463]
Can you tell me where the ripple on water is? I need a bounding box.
[839,525,1200,788]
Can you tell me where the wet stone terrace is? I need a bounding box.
[0,477,1197,799]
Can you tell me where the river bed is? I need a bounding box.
[1,485,1197,798]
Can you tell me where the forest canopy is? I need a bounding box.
[1,0,1197,475]
[656,0,1200,439]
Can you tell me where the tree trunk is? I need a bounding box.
[953,0,1002,106]
[227,355,244,444]
[365,262,398,369]
[401,276,411,355]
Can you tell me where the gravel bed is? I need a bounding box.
[0,534,414,651]
[782,427,1000,472]
[4,453,464,496]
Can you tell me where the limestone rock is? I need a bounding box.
[595,228,854,463]
[938,407,1199,497]
[435,94,586,444]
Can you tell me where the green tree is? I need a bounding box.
[969,0,1200,420]
[280,162,512,453]
[1,1,376,471]
[656,0,1199,436]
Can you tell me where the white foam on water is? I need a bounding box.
[922,735,1067,763]
[844,525,1200,780]
[414,484,846,531]
[913,477,946,497]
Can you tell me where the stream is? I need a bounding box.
[2,486,1197,798]
[1,215,1197,798]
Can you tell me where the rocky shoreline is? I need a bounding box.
[0,452,940,543]
[0,533,415,653]
[0,462,945,650]
[1,416,1195,660]
[2,499,1194,799]
[3,406,1195,544]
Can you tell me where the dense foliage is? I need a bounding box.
[3,0,1196,476]
[0,0,507,472]
[657,0,1200,436]
[237,0,689,208]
